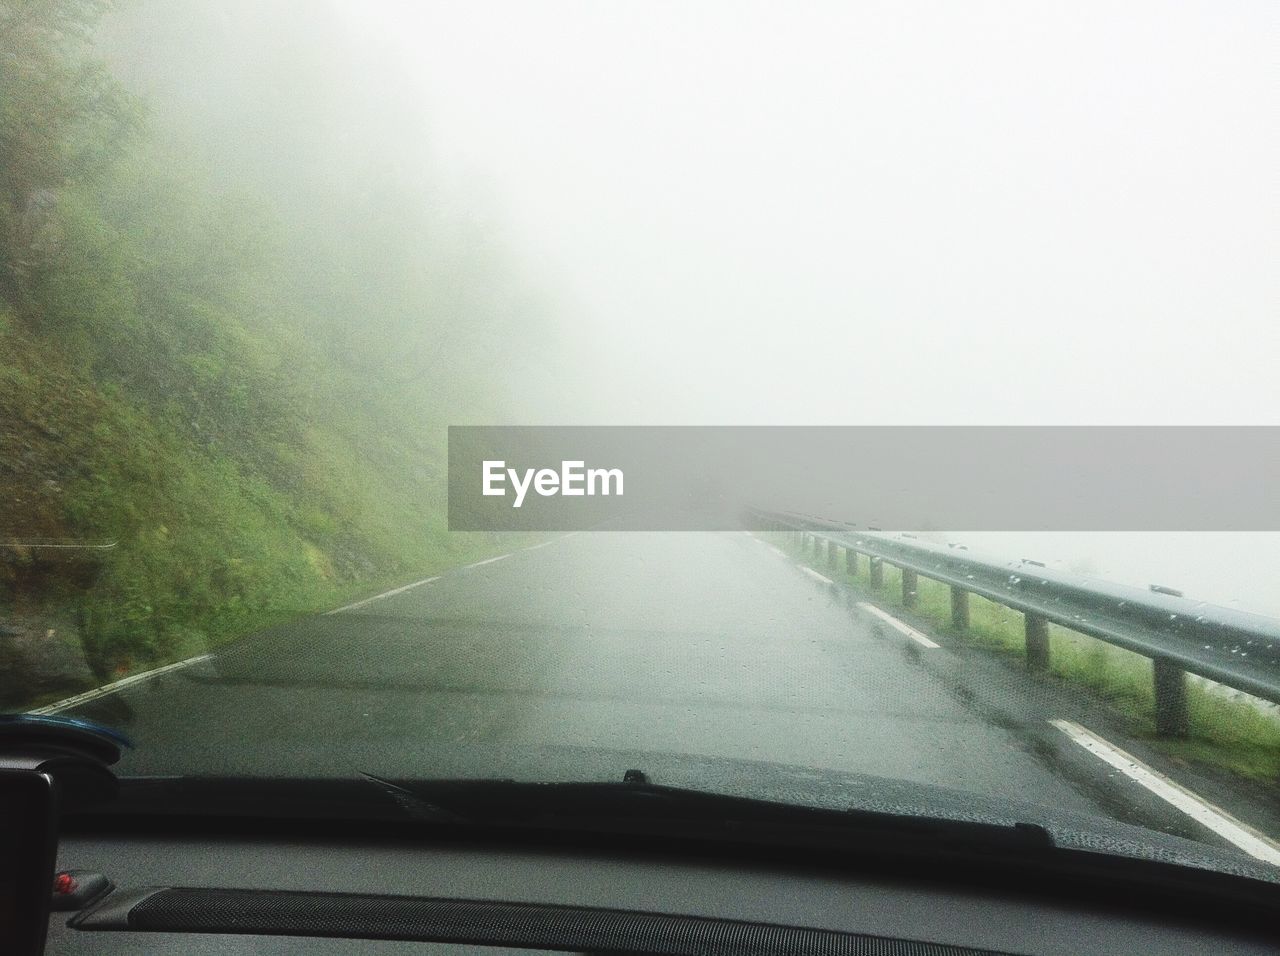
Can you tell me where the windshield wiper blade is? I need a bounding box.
[93,768,1054,853]
[370,770,1056,854]
[70,770,1280,920]
[357,772,469,824]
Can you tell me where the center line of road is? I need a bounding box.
[800,567,834,585]
[326,576,441,615]
[856,602,940,649]
[29,654,213,716]
[1050,718,1280,866]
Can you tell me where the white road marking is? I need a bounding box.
[327,544,526,615]
[325,576,441,615]
[524,532,580,552]
[29,654,213,716]
[801,567,834,585]
[1050,719,1280,866]
[743,531,789,560]
[856,602,940,649]
[465,554,511,569]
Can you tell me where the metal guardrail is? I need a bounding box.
[1,539,118,595]
[0,540,118,550]
[749,509,1280,736]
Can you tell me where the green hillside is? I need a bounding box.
[0,0,537,707]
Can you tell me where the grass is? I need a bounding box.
[12,533,526,714]
[4,8,552,715]
[776,533,1280,785]
[1,316,529,711]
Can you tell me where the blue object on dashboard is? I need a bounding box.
[0,713,133,759]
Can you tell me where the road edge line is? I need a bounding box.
[29,654,214,716]
[465,553,511,569]
[326,576,441,615]
[856,601,940,649]
[1049,718,1280,866]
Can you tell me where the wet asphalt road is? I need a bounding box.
[61,531,1256,848]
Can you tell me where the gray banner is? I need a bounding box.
[447,426,1280,531]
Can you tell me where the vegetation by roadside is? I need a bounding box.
[1,1,548,710]
[8,532,534,714]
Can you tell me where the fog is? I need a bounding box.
[37,0,1274,627]
[336,1,1280,613]
[344,0,1277,427]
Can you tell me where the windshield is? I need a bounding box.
[3,0,1279,876]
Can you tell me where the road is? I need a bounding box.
[56,531,1280,863]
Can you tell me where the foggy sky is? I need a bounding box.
[323,1,1280,614]
[339,0,1276,427]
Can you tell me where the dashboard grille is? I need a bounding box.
[73,886,1018,956]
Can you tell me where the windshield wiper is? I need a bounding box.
[357,768,1056,854]
[83,767,1052,852]
[65,770,1280,924]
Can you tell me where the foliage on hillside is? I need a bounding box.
[0,0,536,705]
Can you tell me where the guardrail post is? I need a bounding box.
[827,541,839,572]
[1024,614,1049,670]
[869,556,884,589]
[846,548,858,577]
[950,587,969,630]
[901,568,918,608]
[1153,659,1190,737]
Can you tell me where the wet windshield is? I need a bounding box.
[2,0,1278,874]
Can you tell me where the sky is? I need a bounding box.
[324,1,1280,613]
[337,0,1276,426]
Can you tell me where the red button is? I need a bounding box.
[53,873,78,895]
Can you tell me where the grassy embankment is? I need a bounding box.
[0,0,538,710]
[2,295,522,711]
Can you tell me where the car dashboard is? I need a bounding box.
[41,825,1279,956]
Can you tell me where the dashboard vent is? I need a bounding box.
[72,886,1019,956]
